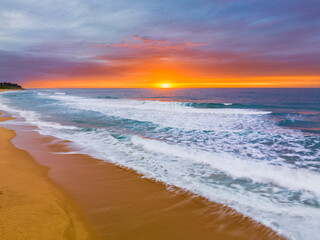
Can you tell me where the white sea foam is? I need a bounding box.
[48,95,271,131]
[131,137,320,196]
[51,94,268,114]
[0,96,77,131]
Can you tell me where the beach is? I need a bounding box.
[0,113,94,240]
[0,90,287,240]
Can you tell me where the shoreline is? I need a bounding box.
[0,111,288,240]
[0,113,95,239]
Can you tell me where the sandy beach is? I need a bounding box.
[0,107,287,240]
[0,113,95,240]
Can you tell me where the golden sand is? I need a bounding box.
[0,114,94,240]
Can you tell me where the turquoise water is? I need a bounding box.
[0,88,319,240]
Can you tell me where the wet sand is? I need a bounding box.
[3,116,287,240]
[0,114,94,240]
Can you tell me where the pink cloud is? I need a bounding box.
[95,36,206,51]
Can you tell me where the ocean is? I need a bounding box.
[0,88,319,240]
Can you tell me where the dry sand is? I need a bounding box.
[0,113,94,240]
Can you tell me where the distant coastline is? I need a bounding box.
[0,82,24,90]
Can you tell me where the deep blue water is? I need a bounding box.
[0,88,319,240]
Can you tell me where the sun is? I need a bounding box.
[158,83,173,88]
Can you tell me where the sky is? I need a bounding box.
[0,0,320,88]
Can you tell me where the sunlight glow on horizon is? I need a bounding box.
[158,83,173,88]
[24,75,320,88]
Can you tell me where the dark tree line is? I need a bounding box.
[0,82,23,89]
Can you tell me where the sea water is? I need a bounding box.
[0,88,319,240]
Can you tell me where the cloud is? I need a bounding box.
[0,0,319,87]
[96,36,206,51]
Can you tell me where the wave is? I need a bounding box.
[97,96,119,99]
[49,94,269,113]
[132,137,320,196]
[47,95,271,131]
[0,96,77,132]
[174,102,238,108]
